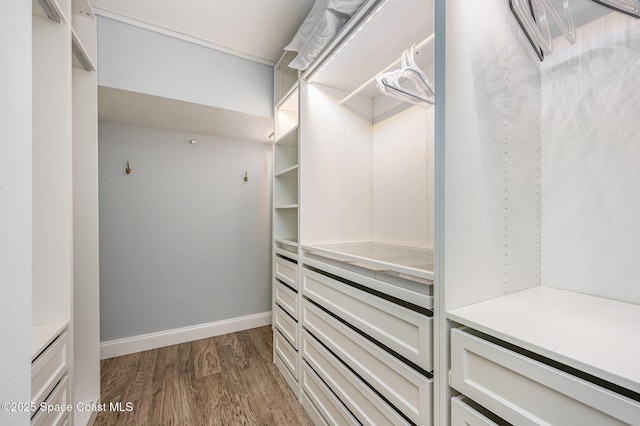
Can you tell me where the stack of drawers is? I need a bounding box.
[273,253,301,392]
[299,255,434,425]
[31,329,70,425]
[449,328,640,425]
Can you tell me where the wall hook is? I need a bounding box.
[243,171,248,182]
[125,161,132,175]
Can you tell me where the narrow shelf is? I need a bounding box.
[302,241,434,280]
[72,0,94,18]
[275,125,299,146]
[275,83,299,113]
[32,321,69,360]
[448,286,640,394]
[71,28,96,71]
[275,164,299,178]
[34,0,68,23]
[274,204,299,210]
[275,237,299,248]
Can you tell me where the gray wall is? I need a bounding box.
[98,121,272,341]
[97,16,273,118]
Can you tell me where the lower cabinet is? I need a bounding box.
[303,331,411,426]
[450,327,640,426]
[450,396,500,426]
[301,362,360,426]
[31,329,70,425]
[299,261,434,426]
[31,376,70,426]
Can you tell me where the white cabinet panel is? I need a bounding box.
[301,362,360,426]
[32,331,69,408]
[274,305,298,349]
[451,328,640,425]
[275,256,297,289]
[451,396,499,426]
[302,331,410,426]
[303,299,432,425]
[275,279,298,319]
[302,267,432,371]
[274,329,299,380]
[31,375,69,426]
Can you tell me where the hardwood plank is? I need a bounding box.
[96,327,312,426]
[191,337,222,378]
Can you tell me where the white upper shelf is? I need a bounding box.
[303,241,434,280]
[304,0,434,98]
[448,286,640,394]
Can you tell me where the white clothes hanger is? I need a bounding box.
[591,0,640,18]
[401,46,435,98]
[376,71,433,107]
[375,45,435,108]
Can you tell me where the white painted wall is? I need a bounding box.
[98,122,273,341]
[0,1,32,423]
[97,16,274,119]
[372,106,434,248]
[443,0,541,311]
[540,12,640,304]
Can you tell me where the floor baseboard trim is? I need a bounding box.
[100,311,272,359]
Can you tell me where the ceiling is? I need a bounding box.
[89,0,315,64]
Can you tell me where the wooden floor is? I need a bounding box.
[95,326,312,426]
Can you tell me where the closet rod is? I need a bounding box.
[338,33,435,106]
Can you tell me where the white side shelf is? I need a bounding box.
[275,238,299,249]
[448,286,640,394]
[303,241,434,280]
[275,164,299,178]
[275,204,299,210]
[276,83,299,113]
[71,0,94,18]
[275,126,299,147]
[71,28,95,71]
[32,321,69,360]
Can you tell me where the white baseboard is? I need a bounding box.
[100,311,272,359]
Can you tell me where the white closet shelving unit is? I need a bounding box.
[31,0,100,424]
[293,0,436,424]
[439,1,640,424]
[300,0,435,283]
[272,50,302,396]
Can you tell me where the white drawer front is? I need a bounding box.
[275,279,298,319]
[301,362,360,426]
[32,375,69,426]
[303,300,432,425]
[274,305,298,348]
[302,331,410,426]
[302,268,432,371]
[274,329,299,380]
[276,257,297,289]
[303,256,433,309]
[451,328,640,426]
[32,331,69,407]
[451,396,499,426]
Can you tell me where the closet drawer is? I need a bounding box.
[275,279,298,319]
[301,362,360,426]
[450,328,640,425]
[274,329,299,381]
[302,268,432,371]
[302,299,432,425]
[276,256,297,289]
[32,331,69,407]
[274,305,298,348]
[451,396,499,426]
[31,375,69,426]
[302,331,410,426]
